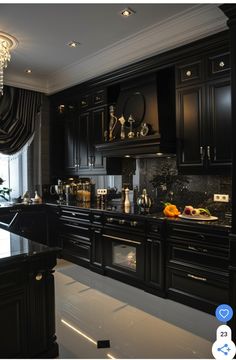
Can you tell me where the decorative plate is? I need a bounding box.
[178,214,218,221]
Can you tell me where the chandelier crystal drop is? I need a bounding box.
[0,32,18,95]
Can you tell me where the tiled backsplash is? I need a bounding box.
[138,157,232,215]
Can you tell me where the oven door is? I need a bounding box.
[103,231,145,281]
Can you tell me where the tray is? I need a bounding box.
[178,214,218,221]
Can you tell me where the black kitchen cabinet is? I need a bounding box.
[90,211,104,273]
[166,221,230,314]
[145,220,165,296]
[0,236,58,358]
[60,207,91,267]
[176,51,232,174]
[64,103,78,174]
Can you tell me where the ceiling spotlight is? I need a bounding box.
[67,41,80,48]
[0,32,18,95]
[120,7,135,17]
[25,69,32,74]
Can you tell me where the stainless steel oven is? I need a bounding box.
[103,215,145,282]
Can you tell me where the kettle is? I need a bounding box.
[137,188,152,213]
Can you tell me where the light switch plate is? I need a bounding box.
[97,189,107,195]
[213,194,229,202]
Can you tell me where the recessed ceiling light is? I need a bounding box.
[25,69,32,74]
[67,41,80,48]
[120,7,135,17]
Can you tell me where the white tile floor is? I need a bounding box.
[55,259,218,359]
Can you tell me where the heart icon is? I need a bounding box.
[219,309,229,319]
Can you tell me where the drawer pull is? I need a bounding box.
[219,61,225,68]
[187,273,207,282]
[188,245,208,253]
[186,70,192,77]
[103,234,141,245]
[107,217,114,223]
[130,221,138,227]
[119,219,125,225]
[188,245,197,251]
[197,234,205,241]
[35,273,43,281]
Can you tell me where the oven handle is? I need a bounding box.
[103,234,141,245]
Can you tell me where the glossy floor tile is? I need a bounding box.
[55,259,218,358]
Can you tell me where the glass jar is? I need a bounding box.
[82,181,91,203]
[76,181,83,202]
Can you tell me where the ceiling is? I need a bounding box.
[1,3,227,95]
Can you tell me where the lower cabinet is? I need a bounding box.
[166,221,230,314]
[145,220,165,296]
[0,254,58,358]
[90,226,103,273]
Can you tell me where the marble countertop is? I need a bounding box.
[0,227,58,264]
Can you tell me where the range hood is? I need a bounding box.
[96,134,176,158]
[96,68,176,158]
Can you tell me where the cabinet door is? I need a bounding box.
[90,107,106,173]
[0,289,28,356]
[64,106,77,173]
[207,79,232,170]
[145,238,164,291]
[176,85,205,173]
[77,112,90,172]
[90,226,103,269]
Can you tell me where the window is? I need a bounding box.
[0,147,28,202]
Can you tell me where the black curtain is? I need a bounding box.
[0,86,42,155]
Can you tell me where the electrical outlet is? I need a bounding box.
[97,189,107,195]
[213,194,229,202]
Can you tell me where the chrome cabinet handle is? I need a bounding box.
[103,234,141,245]
[119,219,125,225]
[207,146,211,160]
[200,146,205,162]
[186,70,192,77]
[130,221,138,227]
[187,273,207,282]
[107,217,114,223]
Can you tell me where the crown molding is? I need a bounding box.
[4,4,228,95]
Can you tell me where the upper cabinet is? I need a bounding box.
[176,50,231,174]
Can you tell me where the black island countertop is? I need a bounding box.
[0,227,58,265]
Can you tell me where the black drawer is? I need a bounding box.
[91,211,103,225]
[92,89,106,106]
[62,235,90,262]
[80,94,90,109]
[167,222,229,248]
[208,52,230,77]
[61,220,90,242]
[167,267,229,313]
[147,220,163,238]
[60,207,90,223]
[104,215,145,233]
[176,59,203,86]
[167,241,229,272]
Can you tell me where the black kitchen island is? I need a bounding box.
[0,227,59,359]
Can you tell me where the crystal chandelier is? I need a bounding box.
[0,32,18,95]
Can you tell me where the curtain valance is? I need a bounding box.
[0,86,42,155]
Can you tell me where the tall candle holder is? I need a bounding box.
[119,115,126,139]
[109,105,117,141]
[128,115,135,138]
